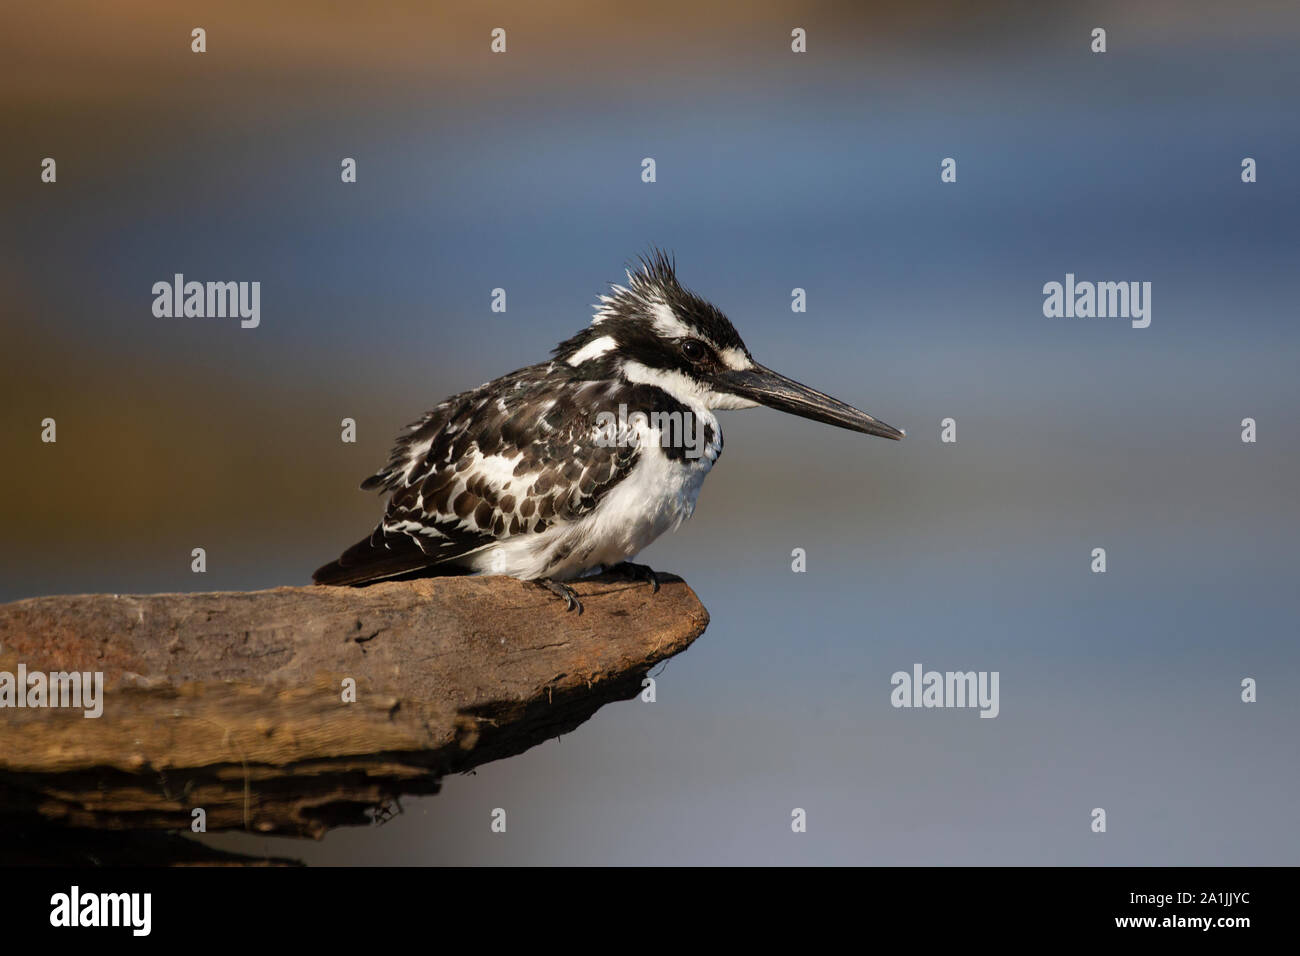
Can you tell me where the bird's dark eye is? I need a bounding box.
[680,339,707,362]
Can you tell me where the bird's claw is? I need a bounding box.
[539,578,584,614]
[610,561,660,594]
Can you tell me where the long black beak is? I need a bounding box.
[716,364,905,440]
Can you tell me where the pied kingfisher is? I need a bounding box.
[313,251,904,611]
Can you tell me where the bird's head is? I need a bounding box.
[554,250,904,440]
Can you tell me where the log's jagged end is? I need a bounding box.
[0,572,709,843]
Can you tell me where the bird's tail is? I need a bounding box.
[312,532,445,587]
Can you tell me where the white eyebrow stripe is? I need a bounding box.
[566,335,618,365]
[650,301,692,340]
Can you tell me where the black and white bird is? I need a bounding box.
[313,251,903,611]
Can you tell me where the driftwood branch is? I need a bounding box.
[0,574,708,842]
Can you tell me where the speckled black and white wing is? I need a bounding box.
[312,364,644,586]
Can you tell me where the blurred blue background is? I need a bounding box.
[2,1,1297,863]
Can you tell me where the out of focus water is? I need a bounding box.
[2,1,1297,863]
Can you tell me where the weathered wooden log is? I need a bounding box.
[0,574,708,840]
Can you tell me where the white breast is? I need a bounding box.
[469,406,722,581]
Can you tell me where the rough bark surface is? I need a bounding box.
[0,573,708,841]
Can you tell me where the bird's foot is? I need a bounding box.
[538,578,584,614]
[608,561,661,594]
